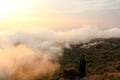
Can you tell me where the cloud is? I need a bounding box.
[0,26,120,79]
[0,45,60,80]
[1,26,120,46]
[47,0,120,26]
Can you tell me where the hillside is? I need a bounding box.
[60,38,120,76]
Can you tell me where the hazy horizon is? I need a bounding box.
[0,0,120,31]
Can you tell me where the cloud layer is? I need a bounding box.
[0,26,120,79]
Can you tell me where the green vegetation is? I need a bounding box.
[35,38,120,80]
[59,54,86,80]
[62,64,79,80]
[59,38,120,79]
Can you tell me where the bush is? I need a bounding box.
[61,64,79,80]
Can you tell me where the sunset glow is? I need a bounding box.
[0,0,120,30]
[0,2,24,16]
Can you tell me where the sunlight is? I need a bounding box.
[0,2,24,16]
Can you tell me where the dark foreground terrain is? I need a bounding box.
[58,38,120,80]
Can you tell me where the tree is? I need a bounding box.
[62,64,79,80]
[79,54,86,78]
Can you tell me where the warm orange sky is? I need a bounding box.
[0,0,120,31]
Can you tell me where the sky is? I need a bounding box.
[0,0,120,31]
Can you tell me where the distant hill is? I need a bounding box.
[60,38,120,75]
